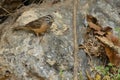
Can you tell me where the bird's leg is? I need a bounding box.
[36,33,39,37]
[35,33,44,44]
[39,36,44,43]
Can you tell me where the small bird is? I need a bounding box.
[13,15,54,36]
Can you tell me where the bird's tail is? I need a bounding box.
[12,26,30,31]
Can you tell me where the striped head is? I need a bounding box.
[42,15,54,25]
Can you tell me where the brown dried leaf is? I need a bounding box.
[96,36,112,47]
[102,26,120,46]
[88,22,102,31]
[102,26,113,32]
[94,31,105,36]
[96,36,120,66]
[106,33,120,47]
[105,46,120,66]
[96,36,120,53]
[87,15,98,24]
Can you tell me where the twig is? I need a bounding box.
[73,0,78,80]
[79,45,92,60]
[86,70,93,80]
[0,6,10,14]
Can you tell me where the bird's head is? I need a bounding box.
[43,15,54,25]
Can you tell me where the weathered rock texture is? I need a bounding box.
[0,0,120,80]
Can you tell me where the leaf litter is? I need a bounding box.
[80,14,120,80]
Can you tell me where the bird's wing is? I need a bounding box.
[25,19,43,29]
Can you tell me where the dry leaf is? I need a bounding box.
[87,15,98,24]
[102,26,113,32]
[106,34,120,47]
[105,46,120,66]
[102,26,120,46]
[96,36,120,54]
[88,22,102,31]
[96,36,120,66]
[94,31,105,36]
[96,36,117,50]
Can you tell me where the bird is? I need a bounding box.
[13,15,54,36]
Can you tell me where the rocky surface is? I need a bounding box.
[0,0,120,80]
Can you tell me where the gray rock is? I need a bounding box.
[0,0,120,80]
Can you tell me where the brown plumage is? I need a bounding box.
[13,15,54,36]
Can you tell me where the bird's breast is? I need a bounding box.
[32,24,49,34]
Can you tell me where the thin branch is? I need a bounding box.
[73,0,78,80]
[0,6,10,14]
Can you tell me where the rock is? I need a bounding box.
[0,0,120,80]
